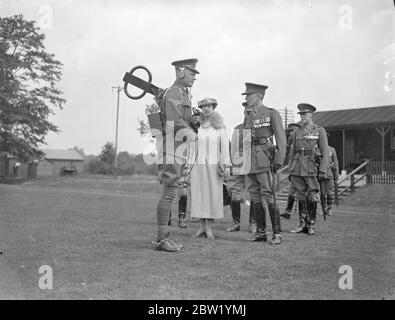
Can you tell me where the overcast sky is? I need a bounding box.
[2,0,394,155]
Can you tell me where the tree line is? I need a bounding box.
[84,142,157,176]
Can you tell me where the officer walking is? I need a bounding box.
[242,83,286,245]
[152,59,200,252]
[288,103,329,235]
[227,102,256,233]
[281,122,301,219]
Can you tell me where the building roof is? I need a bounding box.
[41,149,84,161]
[313,105,395,130]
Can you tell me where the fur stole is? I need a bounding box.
[199,111,225,130]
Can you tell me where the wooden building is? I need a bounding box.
[37,149,84,177]
[313,105,395,172]
[0,154,37,179]
[0,149,84,178]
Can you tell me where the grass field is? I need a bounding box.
[0,175,394,299]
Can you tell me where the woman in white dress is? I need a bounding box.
[190,97,230,239]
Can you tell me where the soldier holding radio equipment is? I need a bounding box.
[152,59,200,252]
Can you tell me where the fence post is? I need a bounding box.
[366,161,371,183]
[351,174,355,193]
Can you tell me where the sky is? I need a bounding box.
[1,0,394,156]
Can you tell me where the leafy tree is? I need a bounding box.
[99,142,115,165]
[0,15,65,161]
[117,151,134,174]
[137,103,160,136]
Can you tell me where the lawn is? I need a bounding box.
[0,175,394,299]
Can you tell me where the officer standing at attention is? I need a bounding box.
[281,122,301,220]
[152,59,200,252]
[243,83,286,245]
[227,102,256,233]
[288,103,329,235]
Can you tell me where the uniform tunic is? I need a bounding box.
[321,146,339,195]
[288,122,329,201]
[227,121,251,201]
[246,105,286,204]
[249,105,286,174]
[286,129,297,195]
[159,80,196,187]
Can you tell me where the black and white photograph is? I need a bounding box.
[0,0,394,305]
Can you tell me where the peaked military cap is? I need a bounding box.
[198,97,217,108]
[241,82,268,96]
[171,58,199,74]
[297,103,317,114]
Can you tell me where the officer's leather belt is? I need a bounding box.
[252,137,268,145]
[296,149,315,156]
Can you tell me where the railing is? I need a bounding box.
[335,160,370,206]
[366,161,395,184]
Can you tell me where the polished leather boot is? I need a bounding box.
[268,203,281,233]
[280,194,295,219]
[228,200,241,232]
[307,201,317,235]
[178,195,188,228]
[292,200,308,233]
[327,194,333,216]
[268,203,282,244]
[178,213,187,228]
[271,233,282,245]
[247,202,267,242]
[320,194,328,216]
[248,200,257,233]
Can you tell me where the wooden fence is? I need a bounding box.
[366,161,395,184]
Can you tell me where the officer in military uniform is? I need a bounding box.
[288,103,329,235]
[320,143,339,216]
[281,122,301,219]
[152,58,200,252]
[242,83,286,245]
[227,102,256,233]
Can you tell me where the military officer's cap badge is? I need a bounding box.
[171,58,199,74]
[297,103,317,114]
[241,82,268,96]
